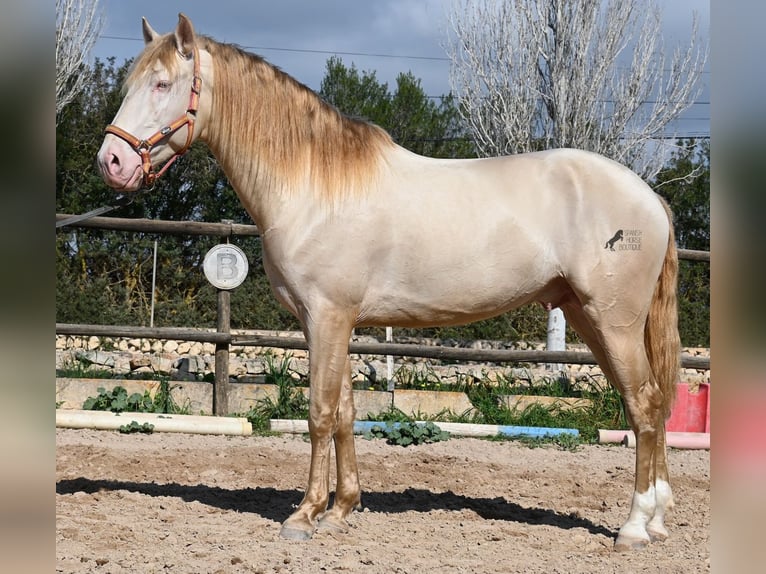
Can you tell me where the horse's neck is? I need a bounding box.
[203,140,286,231]
[202,48,394,231]
[200,69,306,228]
[202,108,290,230]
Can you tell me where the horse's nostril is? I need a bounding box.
[105,151,123,177]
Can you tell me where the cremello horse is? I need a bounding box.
[98,14,680,551]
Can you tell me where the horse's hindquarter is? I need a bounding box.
[264,148,670,328]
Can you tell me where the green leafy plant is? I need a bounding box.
[119,421,154,434]
[237,352,625,448]
[364,406,415,423]
[363,421,450,447]
[82,379,190,414]
[83,386,148,413]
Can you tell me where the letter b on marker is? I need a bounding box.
[203,244,249,290]
[217,252,238,280]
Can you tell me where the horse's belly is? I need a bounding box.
[357,253,554,327]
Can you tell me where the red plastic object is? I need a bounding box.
[666,382,710,433]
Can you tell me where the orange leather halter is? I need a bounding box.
[104,45,202,189]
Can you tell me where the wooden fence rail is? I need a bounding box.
[56,214,711,414]
[55,323,710,371]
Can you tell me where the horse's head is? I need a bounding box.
[98,13,209,191]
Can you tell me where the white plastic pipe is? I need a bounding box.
[411,421,579,438]
[56,409,252,436]
[597,429,709,449]
[269,419,579,438]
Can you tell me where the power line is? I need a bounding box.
[98,35,451,62]
[96,34,710,119]
[97,34,711,74]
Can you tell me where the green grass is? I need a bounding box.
[452,375,627,444]
[67,347,628,448]
[240,353,310,432]
[57,355,182,381]
[364,406,417,423]
[356,372,627,450]
[233,356,628,446]
[57,356,115,380]
[493,371,580,397]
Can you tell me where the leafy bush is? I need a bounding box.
[82,379,189,414]
[83,386,149,413]
[118,421,154,434]
[363,421,450,447]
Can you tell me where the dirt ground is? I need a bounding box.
[56,428,709,574]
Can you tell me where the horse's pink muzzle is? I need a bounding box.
[97,137,145,192]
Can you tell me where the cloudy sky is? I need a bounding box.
[91,0,710,139]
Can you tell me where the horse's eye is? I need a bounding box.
[156,80,171,90]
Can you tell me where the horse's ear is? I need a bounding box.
[142,17,159,45]
[174,13,196,59]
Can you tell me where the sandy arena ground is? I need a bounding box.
[56,428,709,573]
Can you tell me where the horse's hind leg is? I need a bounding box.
[646,423,674,542]
[562,302,670,551]
[318,354,363,533]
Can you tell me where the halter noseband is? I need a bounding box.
[104,45,202,189]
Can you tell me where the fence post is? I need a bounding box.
[545,306,566,373]
[214,289,231,416]
[385,326,395,391]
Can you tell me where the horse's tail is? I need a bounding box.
[645,197,681,420]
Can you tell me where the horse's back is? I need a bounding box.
[341,148,669,326]
[381,147,669,265]
[266,146,670,327]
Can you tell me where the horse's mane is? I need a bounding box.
[128,33,395,202]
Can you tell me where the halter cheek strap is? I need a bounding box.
[104,45,202,189]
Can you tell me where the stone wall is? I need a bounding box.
[56,330,710,389]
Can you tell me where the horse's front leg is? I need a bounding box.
[279,313,355,540]
[318,354,362,533]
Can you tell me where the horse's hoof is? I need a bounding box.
[279,518,314,541]
[614,535,650,552]
[318,513,349,534]
[647,525,669,542]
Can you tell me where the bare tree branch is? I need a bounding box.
[55,0,104,122]
[445,0,708,181]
